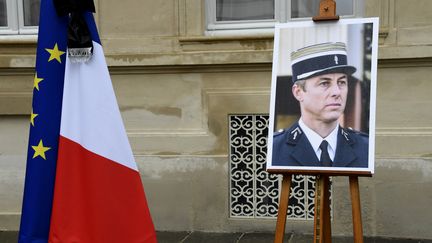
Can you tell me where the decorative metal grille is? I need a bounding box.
[229,115,315,219]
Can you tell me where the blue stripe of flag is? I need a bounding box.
[19,0,68,242]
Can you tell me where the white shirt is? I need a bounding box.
[298,118,338,162]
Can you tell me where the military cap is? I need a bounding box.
[291,42,357,83]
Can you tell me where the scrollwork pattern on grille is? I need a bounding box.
[229,115,315,219]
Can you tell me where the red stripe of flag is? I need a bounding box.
[49,136,156,243]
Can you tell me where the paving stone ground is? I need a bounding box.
[3,230,431,243]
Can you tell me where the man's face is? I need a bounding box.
[293,73,348,124]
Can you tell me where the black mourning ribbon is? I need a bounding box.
[53,0,96,62]
[319,140,332,167]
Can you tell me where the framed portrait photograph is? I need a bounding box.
[266,18,379,174]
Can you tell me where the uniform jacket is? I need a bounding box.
[272,122,368,167]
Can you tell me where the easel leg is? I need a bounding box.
[314,175,332,243]
[349,176,364,243]
[274,174,292,243]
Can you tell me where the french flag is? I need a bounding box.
[19,0,156,242]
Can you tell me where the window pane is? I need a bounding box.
[23,0,40,26]
[337,1,354,16]
[291,0,353,18]
[216,0,274,21]
[0,0,7,26]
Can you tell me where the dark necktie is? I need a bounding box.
[319,140,332,167]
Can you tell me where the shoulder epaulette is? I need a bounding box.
[273,129,285,137]
[347,127,369,137]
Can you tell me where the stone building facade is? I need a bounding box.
[1,0,432,240]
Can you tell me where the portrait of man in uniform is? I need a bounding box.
[267,19,378,173]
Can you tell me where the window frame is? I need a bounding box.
[205,0,362,35]
[0,0,39,35]
[206,0,284,31]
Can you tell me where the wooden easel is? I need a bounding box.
[271,172,370,243]
[312,0,339,22]
[271,1,371,242]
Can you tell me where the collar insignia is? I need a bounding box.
[288,126,303,144]
[341,129,349,140]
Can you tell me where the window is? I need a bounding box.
[206,0,362,33]
[0,0,40,34]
